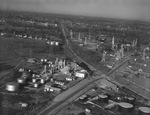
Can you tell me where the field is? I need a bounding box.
[57,104,84,115]
[0,36,45,77]
[0,35,65,85]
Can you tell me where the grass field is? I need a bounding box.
[0,35,65,82]
[0,36,47,74]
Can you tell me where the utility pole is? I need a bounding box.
[29,49,32,58]
[102,51,106,62]
[78,33,81,41]
[84,37,87,44]
[112,36,115,50]
[88,34,91,40]
[121,44,124,58]
[70,30,73,39]
[19,43,23,57]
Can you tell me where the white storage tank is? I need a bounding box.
[40,78,45,84]
[50,41,54,45]
[32,78,36,83]
[125,96,136,104]
[118,102,134,113]
[6,82,19,92]
[33,83,39,88]
[19,68,24,72]
[98,94,109,103]
[55,42,59,46]
[32,74,36,78]
[138,107,150,115]
[17,78,26,84]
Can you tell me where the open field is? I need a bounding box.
[0,35,64,71]
[0,35,65,85]
[0,36,48,81]
[0,36,48,60]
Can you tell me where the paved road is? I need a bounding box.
[38,75,105,115]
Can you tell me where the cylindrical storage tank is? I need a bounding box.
[98,94,108,103]
[22,72,28,78]
[44,89,47,92]
[40,79,45,84]
[50,41,54,45]
[17,78,26,89]
[6,82,19,92]
[138,107,150,115]
[32,78,36,83]
[46,88,50,92]
[17,78,26,84]
[55,42,59,46]
[33,83,39,88]
[126,97,136,104]
[32,74,36,78]
[28,70,33,77]
[118,102,134,113]
[105,94,111,100]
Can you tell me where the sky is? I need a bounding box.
[0,0,150,22]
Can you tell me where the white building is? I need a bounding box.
[75,70,87,78]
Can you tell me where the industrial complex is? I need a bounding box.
[0,10,150,115]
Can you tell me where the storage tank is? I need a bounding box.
[32,78,36,83]
[22,72,28,78]
[55,42,59,46]
[33,83,39,88]
[125,96,136,104]
[138,107,150,115]
[98,94,109,103]
[32,74,36,78]
[40,78,45,84]
[6,82,19,92]
[17,78,26,84]
[17,78,26,89]
[118,102,134,113]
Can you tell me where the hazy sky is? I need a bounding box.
[0,0,150,21]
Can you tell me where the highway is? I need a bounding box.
[38,75,104,115]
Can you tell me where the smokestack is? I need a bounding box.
[84,37,87,44]
[112,36,114,50]
[78,33,81,40]
[70,30,73,39]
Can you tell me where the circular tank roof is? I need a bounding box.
[118,102,133,108]
[99,94,108,98]
[139,107,150,113]
[128,97,135,100]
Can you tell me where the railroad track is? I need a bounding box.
[61,22,97,72]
